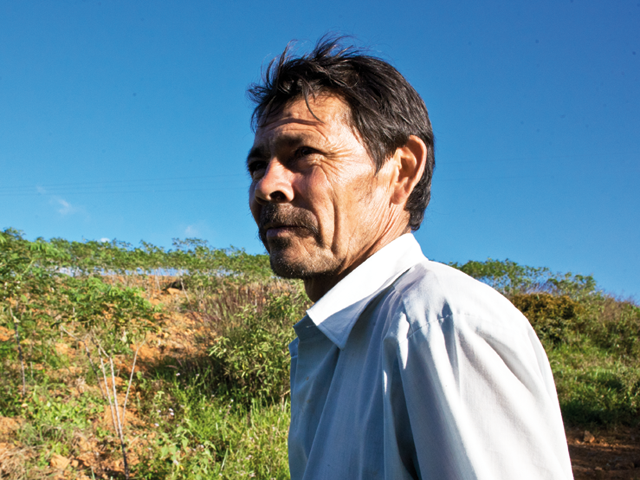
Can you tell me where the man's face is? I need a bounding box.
[248,95,397,285]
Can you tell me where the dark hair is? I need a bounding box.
[248,36,435,231]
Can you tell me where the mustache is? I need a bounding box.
[258,204,319,238]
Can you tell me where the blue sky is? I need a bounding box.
[1,0,639,299]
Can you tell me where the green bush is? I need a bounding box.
[60,275,160,353]
[510,293,583,344]
[452,258,598,300]
[578,296,640,358]
[452,258,548,294]
[209,288,308,403]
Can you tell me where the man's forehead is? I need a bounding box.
[256,95,350,135]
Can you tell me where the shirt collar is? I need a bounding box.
[305,233,426,349]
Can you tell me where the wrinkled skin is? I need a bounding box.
[247,95,426,301]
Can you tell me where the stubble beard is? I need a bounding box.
[258,204,340,280]
[268,240,340,280]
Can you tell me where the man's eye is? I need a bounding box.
[295,147,315,158]
[248,161,267,179]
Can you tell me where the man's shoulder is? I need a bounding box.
[393,258,513,309]
[380,258,530,338]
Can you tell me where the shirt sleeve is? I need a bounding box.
[382,302,574,480]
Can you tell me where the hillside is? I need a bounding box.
[1,229,639,479]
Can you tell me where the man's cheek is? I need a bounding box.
[249,201,261,225]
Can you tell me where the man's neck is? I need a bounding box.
[303,227,411,302]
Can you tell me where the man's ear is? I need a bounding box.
[390,135,427,206]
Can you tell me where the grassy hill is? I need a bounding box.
[1,229,638,479]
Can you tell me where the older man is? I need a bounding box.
[247,38,573,480]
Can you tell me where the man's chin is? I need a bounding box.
[269,252,313,279]
[264,238,309,278]
[267,246,337,280]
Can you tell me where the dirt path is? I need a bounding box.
[566,426,640,479]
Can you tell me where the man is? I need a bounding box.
[247,37,574,480]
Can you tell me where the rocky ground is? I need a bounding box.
[566,426,640,479]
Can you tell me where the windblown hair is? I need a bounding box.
[247,36,435,231]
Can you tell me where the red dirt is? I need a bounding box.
[566,426,640,479]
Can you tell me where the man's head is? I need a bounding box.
[247,37,435,300]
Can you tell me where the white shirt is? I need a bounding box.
[288,234,574,480]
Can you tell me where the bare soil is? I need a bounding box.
[567,426,640,479]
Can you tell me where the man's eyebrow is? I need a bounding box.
[246,145,269,164]
[246,135,310,164]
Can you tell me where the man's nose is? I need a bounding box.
[252,159,294,204]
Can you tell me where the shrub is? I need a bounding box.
[510,293,583,344]
[578,296,640,358]
[60,275,160,353]
[452,258,598,300]
[209,286,309,403]
[452,258,549,295]
[181,278,281,334]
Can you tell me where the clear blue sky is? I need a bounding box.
[1,0,638,299]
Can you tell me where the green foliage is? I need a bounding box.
[0,230,292,478]
[451,257,598,299]
[2,228,640,477]
[19,384,102,447]
[132,371,290,480]
[511,293,583,344]
[546,272,598,301]
[550,345,640,426]
[451,258,548,295]
[135,395,290,480]
[560,369,640,426]
[46,234,272,279]
[209,288,307,403]
[577,297,640,358]
[1,229,70,396]
[61,275,159,352]
[0,229,61,324]
[1,228,162,373]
